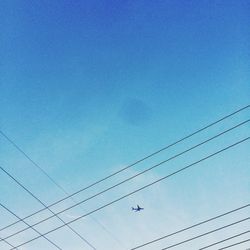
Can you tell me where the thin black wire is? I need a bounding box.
[0,105,249,232]
[0,167,96,250]
[161,217,249,250]
[1,105,248,195]
[0,202,63,250]
[0,231,18,250]
[218,238,250,250]
[0,234,19,249]
[5,137,249,249]
[3,137,249,243]
[1,132,125,245]
[1,124,248,241]
[199,230,250,249]
[131,204,249,249]
[1,119,248,235]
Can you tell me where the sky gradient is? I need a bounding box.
[0,1,249,250]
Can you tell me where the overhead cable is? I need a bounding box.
[0,167,96,250]
[1,119,248,234]
[0,237,17,250]
[199,230,250,249]
[5,137,249,249]
[131,203,249,249]
[161,217,249,250]
[1,105,248,194]
[0,202,63,250]
[0,234,19,249]
[1,126,248,241]
[0,105,249,232]
[218,238,250,249]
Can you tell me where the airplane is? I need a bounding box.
[132,205,144,212]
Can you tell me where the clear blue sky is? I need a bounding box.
[0,1,249,250]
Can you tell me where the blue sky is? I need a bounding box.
[0,1,249,250]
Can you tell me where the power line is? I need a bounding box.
[0,166,96,250]
[5,137,249,249]
[0,236,18,250]
[161,217,249,250]
[0,225,21,250]
[1,105,248,194]
[0,237,18,250]
[1,126,248,241]
[2,137,249,243]
[1,129,128,245]
[0,106,249,232]
[199,230,250,249]
[0,202,63,250]
[131,204,249,249]
[218,238,250,249]
[1,119,248,234]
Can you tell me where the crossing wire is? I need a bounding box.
[131,204,249,249]
[0,105,249,233]
[5,137,249,249]
[1,118,249,235]
[161,217,249,249]
[218,238,250,249]
[199,230,250,249]
[0,202,63,250]
[0,235,19,249]
[0,166,97,250]
[0,122,248,241]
